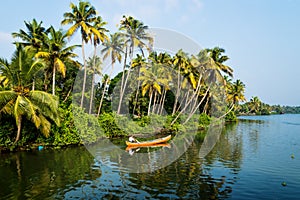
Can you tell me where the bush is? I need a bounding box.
[225,111,237,122]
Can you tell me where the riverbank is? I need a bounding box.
[0,112,214,153]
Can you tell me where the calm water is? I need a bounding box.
[1,114,300,199]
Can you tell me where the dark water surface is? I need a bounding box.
[1,114,300,199]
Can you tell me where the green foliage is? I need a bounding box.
[225,111,237,122]
[51,104,81,146]
[98,112,126,137]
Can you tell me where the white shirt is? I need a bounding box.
[129,136,135,143]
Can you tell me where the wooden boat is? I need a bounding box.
[125,135,172,147]
[125,143,171,151]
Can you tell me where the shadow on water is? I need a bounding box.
[0,123,244,199]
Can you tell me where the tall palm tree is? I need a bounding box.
[61,1,100,108]
[148,52,172,114]
[172,49,190,115]
[86,56,102,114]
[131,54,147,114]
[0,46,59,143]
[12,19,48,52]
[35,26,80,95]
[88,16,109,114]
[118,16,153,114]
[98,33,124,116]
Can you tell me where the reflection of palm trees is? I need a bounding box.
[0,147,101,199]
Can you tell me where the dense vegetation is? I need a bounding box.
[0,1,296,151]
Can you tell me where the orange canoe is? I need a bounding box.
[125,135,172,147]
[125,143,171,151]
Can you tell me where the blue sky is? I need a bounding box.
[0,0,299,106]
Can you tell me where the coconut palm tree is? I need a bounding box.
[249,96,261,114]
[138,64,168,116]
[172,49,190,115]
[98,33,124,116]
[148,52,172,114]
[86,56,102,114]
[227,79,246,106]
[35,26,80,95]
[0,46,59,143]
[61,1,100,108]
[12,19,48,52]
[118,16,153,114]
[207,47,233,77]
[87,16,108,114]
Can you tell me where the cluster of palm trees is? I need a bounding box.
[0,1,247,143]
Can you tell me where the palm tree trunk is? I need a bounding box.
[97,79,107,117]
[152,91,158,113]
[97,61,114,117]
[160,89,167,115]
[117,46,128,114]
[80,39,87,108]
[183,86,211,124]
[170,76,202,125]
[132,67,141,115]
[157,88,164,114]
[172,66,181,115]
[14,116,22,144]
[148,90,153,116]
[89,46,97,114]
[52,64,56,95]
[218,102,235,119]
[32,78,35,91]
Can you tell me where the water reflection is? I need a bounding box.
[0,124,244,199]
[0,147,101,200]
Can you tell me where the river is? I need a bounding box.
[1,114,300,199]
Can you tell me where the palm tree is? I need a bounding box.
[86,56,102,114]
[118,16,153,114]
[0,46,59,143]
[207,47,233,77]
[131,54,147,114]
[12,19,48,52]
[61,1,100,108]
[138,66,163,116]
[227,79,246,106]
[88,16,108,114]
[35,26,80,95]
[148,52,172,114]
[172,49,190,115]
[249,96,261,114]
[98,33,124,116]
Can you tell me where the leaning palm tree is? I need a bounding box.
[207,47,233,77]
[226,79,246,106]
[249,96,261,114]
[61,1,100,108]
[98,33,124,116]
[0,46,60,143]
[35,26,80,95]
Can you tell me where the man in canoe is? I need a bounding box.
[129,135,140,143]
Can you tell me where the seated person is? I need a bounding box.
[129,136,140,143]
